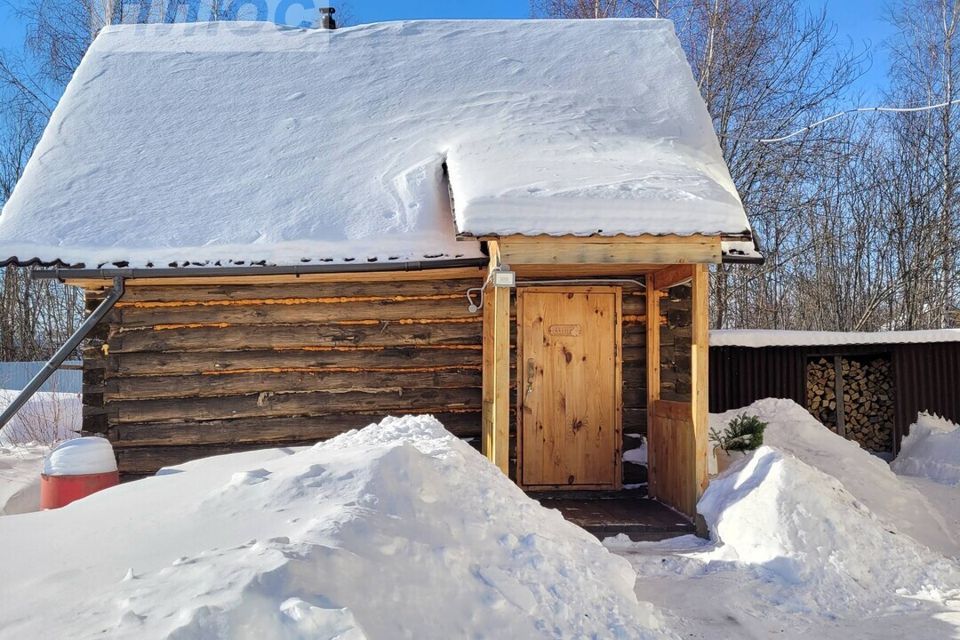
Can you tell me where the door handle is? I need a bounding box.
[526,358,535,395]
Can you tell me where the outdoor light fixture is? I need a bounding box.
[493,269,516,288]
[465,266,515,313]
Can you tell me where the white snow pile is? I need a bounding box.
[716,399,960,556]
[0,415,669,640]
[0,444,47,515]
[892,412,960,486]
[623,437,648,465]
[618,399,960,621]
[0,389,81,446]
[43,437,117,476]
[0,19,749,268]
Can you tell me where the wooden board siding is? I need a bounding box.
[647,399,697,515]
[82,276,487,476]
[517,288,622,489]
[507,286,646,484]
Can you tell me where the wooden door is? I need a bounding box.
[518,287,622,489]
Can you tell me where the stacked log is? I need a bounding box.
[806,358,838,431]
[806,356,894,452]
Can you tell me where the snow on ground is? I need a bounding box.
[892,412,960,486]
[0,389,81,446]
[0,415,669,640]
[623,437,647,465]
[610,399,960,639]
[3,401,959,638]
[714,399,959,556]
[0,389,79,514]
[0,443,47,515]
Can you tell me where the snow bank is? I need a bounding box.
[42,437,117,476]
[0,20,748,269]
[712,398,959,556]
[0,415,669,639]
[699,445,960,615]
[619,399,960,620]
[893,413,960,486]
[0,444,46,515]
[0,389,80,445]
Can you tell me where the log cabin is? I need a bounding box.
[0,19,760,520]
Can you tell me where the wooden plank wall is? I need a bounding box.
[505,285,647,482]
[647,399,696,516]
[82,276,486,477]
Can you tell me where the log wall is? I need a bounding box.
[82,273,650,479]
[659,284,692,402]
[83,275,487,477]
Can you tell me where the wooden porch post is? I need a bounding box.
[690,263,710,504]
[645,273,661,499]
[482,242,510,475]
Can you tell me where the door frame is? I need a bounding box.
[516,286,623,491]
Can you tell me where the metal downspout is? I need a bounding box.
[0,276,125,431]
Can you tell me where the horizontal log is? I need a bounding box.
[109,387,483,423]
[118,278,485,303]
[108,411,482,446]
[622,408,647,433]
[116,442,320,475]
[117,296,478,328]
[103,368,482,401]
[109,319,483,353]
[112,345,642,377]
[115,427,489,476]
[111,346,483,377]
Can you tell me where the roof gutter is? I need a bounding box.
[0,276,125,431]
[721,253,765,265]
[31,257,490,281]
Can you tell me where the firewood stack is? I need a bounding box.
[806,356,894,452]
[807,358,838,431]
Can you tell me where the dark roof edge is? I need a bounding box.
[721,253,765,265]
[32,257,489,281]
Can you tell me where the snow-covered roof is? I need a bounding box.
[710,329,960,349]
[0,19,750,269]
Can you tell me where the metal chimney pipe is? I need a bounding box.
[320,7,336,29]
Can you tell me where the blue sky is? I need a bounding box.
[0,0,894,95]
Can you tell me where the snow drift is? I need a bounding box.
[700,445,959,615]
[613,399,960,623]
[0,415,668,639]
[892,412,960,486]
[0,389,80,446]
[0,444,47,515]
[712,398,959,556]
[699,400,960,615]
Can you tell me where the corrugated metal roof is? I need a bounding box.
[711,329,960,348]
